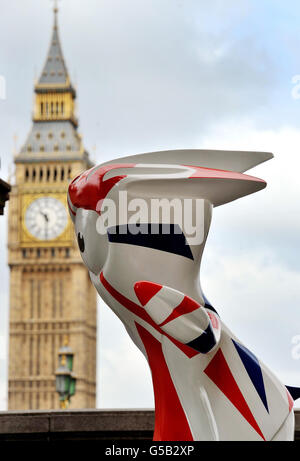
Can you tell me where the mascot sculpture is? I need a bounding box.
[67,149,298,441]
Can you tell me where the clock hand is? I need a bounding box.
[43,213,49,239]
[45,220,48,239]
[39,211,49,239]
[40,211,49,222]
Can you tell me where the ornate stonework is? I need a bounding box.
[7,6,97,410]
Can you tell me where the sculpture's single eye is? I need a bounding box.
[77,232,85,253]
[75,209,108,275]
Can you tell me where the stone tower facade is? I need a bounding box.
[7,7,97,410]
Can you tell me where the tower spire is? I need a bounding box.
[16,0,90,159]
[53,0,60,16]
[52,0,60,29]
[8,0,96,411]
[35,0,71,89]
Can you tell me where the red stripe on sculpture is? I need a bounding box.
[100,272,199,359]
[207,312,219,329]
[68,163,135,214]
[286,389,294,413]
[204,348,265,440]
[159,296,200,327]
[136,322,194,441]
[187,165,266,183]
[134,281,163,306]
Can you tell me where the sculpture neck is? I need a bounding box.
[104,201,212,305]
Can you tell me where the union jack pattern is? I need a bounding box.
[67,149,296,440]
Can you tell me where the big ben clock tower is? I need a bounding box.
[7,5,97,410]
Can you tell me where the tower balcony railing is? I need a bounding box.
[32,111,78,127]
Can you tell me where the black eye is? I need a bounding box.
[77,232,85,252]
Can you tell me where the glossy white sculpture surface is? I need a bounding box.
[68,149,296,441]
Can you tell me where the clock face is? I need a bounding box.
[25,197,68,241]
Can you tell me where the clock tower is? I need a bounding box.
[7,6,97,410]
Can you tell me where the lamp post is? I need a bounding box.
[55,336,76,409]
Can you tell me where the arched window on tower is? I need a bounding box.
[47,167,50,182]
[61,101,64,115]
[56,101,59,116]
[61,167,65,182]
[51,102,54,115]
[53,167,57,182]
[32,168,36,182]
[25,168,29,182]
[41,102,44,116]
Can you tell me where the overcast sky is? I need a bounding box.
[0,0,300,410]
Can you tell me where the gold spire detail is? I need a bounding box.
[52,0,60,15]
[33,1,78,126]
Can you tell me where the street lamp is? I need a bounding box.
[55,336,76,409]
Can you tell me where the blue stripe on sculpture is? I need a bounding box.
[286,385,300,401]
[107,223,194,260]
[186,324,216,353]
[202,293,219,315]
[232,339,269,413]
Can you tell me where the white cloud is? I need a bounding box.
[200,124,300,263]
[200,123,300,407]
[202,245,300,361]
[0,0,279,166]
